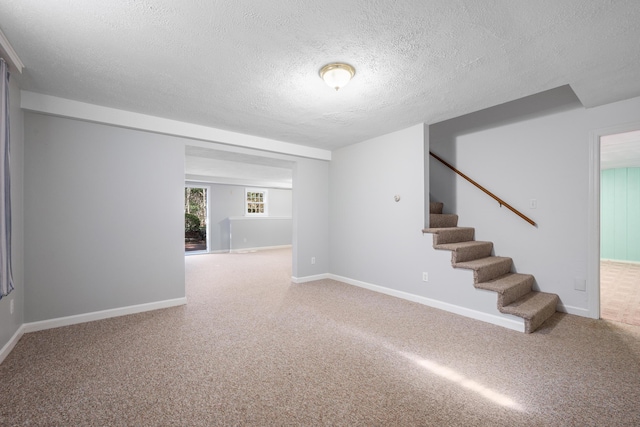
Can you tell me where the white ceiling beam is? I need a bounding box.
[20,91,332,161]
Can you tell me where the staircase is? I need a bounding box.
[424,202,559,333]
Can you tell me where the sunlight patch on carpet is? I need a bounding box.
[402,352,524,411]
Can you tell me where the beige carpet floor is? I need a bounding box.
[601,260,640,327]
[1,248,640,426]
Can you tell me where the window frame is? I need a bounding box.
[244,188,269,217]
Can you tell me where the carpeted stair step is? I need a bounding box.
[475,273,534,307]
[434,240,493,263]
[454,256,512,283]
[429,213,459,228]
[430,202,443,214]
[424,227,475,245]
[425,200,559,334]
[501,291,559,333]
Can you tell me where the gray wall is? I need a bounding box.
[24,113,185,322]
[329,124,430,288]
[189,182,292,252]
[328,123,524,324]
[430,87,640,315]
[269,188,293,217]
[230,218,292,251]
[203,183,239,252]
[0,95,329,351]
[292,158,329,279]
[0,73,24,351]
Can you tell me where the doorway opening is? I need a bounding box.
[185,185,208,253]
[599,129,640,326]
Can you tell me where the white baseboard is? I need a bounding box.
[0,325,26,365]
[230,244,292,254]
[328,274,526,333]
[557,303,591,317]
[1,297,187,365]
[185,250,210,255]
[22,297,187,334]
[291,273,330,284]
[185,249,228,256]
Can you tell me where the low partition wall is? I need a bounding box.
[228,217,292,252]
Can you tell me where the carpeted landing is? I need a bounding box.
[1,248,640,426]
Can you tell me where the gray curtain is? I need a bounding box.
[0,58,13,299]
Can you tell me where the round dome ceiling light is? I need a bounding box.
[319,63,355,91]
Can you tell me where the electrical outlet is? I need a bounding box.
[422,272,429,282]
[311,257,316,265]
[9,299,13,314]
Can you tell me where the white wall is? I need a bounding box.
[430,87,640,316]
[0,73,24,351]
[24,113,185,322]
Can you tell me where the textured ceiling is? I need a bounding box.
[601,130,640,170]
[1,1,640,150]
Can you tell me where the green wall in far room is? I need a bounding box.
[601,167,640,262]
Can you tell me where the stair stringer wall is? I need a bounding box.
[418,238,525,331]
[329,237,525,332]
[429,86,626,318]
[329,123,525,332]
[329,204,529,331]
[430,91,640,319]
[334,221,530,332]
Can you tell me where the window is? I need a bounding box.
[245,188,268,216]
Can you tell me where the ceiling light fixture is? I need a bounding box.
[319,63,355,91]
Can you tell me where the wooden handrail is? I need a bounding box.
[429,151,537,227]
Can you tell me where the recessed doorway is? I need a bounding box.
[599,129,640,326]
